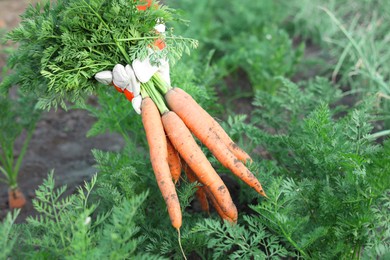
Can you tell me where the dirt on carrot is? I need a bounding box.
[168,87,253,163]
[166,137,182,184]
[165,87,266,197]
[142,97,182,229]
[162,110,238,222]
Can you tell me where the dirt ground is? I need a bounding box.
[0,0,124,222]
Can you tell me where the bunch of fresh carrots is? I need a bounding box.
[95,0,266,232]
[4,0,266,231]
[140,77,267,230]
[100,0,267,231]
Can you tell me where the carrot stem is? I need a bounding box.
[14,126,35,181]
[0,166,9,181]
[142,81,169,114]
[152,73,171,94]
[140,86,149,98]
[0,143,17,188]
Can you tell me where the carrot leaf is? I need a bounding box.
[1,0,197,110]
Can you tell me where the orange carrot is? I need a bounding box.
[183,161,209,213]
[168,87,252,163]
[142,97,182,229]
[196,187,209,213]
[165,88,266,197]
[167,137,182,184]
[8,188,26,209]
[202,186,235,223]
[162,111,238,222]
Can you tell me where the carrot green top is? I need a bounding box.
[1,0,197,110]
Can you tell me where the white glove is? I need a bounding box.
[113,64,142,114]
[95,64,143,114]
[132,56,159,83]
[94,22,170,115]
[157,59,171,86]
[132,95,142,115]
[125,64,141,97]
[132,50,170,86]
[154,23,166,33]
[94,70,113,85]
[154,19,166,33]
[112,64,130,90]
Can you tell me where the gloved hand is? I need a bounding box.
[94,55,170,114]
[94,17,169,114]
[94,64,141,114]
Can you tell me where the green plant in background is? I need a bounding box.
[1,148,209,259]
[0,90,40,208]
[221,78,390,259]
[80,87,147,146]
[191,217,289,259]
[168,0,303,93]
[8,171,158,259]
[286,0,390,124]
[0,209,19,259]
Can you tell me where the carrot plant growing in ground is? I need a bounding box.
[0,209,19,259]
[194,78,390,259]
[284,0,390,126]
[167,0,304,93]
[0,90,40,209]
[244,78,390,258]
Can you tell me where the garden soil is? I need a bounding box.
[0,0,124,222]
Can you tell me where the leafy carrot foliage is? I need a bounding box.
[0,90,40,189]
[1,0,197,110]
[224,78,390,259]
